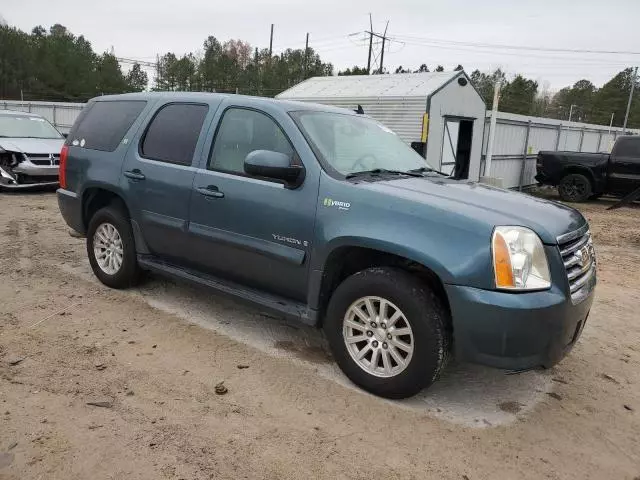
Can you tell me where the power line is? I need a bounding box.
[391,34,640,56]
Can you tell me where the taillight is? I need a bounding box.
[59,145,68,189]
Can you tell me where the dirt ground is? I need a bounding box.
[1,191,639,480]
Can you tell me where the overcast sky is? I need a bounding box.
[4,0,640,91]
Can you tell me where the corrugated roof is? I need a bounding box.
[277,72,460,99]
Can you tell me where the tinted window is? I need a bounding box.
[141,103,208,165]
[209,108,293,174]
[613,137,640,158]
[70,101,146,152]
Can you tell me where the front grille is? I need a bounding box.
[25,153,60,166]
[558,226,596,303]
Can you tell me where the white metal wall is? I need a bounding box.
[0,100,84,133]
[279,96,427,146]
[426,78,486,180]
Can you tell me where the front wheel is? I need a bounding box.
[324,267,450,399]
[558,173,592,202]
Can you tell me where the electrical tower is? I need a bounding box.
[365,15,390,74]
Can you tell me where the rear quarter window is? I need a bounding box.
[613,137,640,158]
[69,100,147,152]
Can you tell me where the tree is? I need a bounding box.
[96,53,128,94]
[394,66,410,74]
[454,64,464,71]
[435,65,444,72]
[414,64,429,73]
[125,63,148,92]
[500,75,539,115]
[470,69,506,109]
[338,66,368,76]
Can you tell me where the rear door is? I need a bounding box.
[121,101,215,262]
[608,137,640,194]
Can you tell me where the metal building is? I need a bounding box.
[277,71,487,181]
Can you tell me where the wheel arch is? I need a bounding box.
[312,241,452,328]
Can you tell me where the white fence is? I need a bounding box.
[0,100,84,134]
[483,111,640,189]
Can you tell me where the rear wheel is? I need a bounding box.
[87,204,140,289]
[558,173,592,202]
[324,267,450,399]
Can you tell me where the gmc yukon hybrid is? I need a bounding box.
[57,92,596,399]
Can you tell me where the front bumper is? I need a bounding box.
[446,277,595,370]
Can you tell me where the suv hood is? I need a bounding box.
[362,176,586,244]
[0,137,64,154]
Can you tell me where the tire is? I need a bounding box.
[558,173,592,202]
[323,267,450,399]
[86,204,140,289]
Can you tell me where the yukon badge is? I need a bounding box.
[272,234,308,247]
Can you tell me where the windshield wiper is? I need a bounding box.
[346,168,424,179]
[408,166,450,177]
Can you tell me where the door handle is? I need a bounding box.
[196,185,225,198]
[124,170,146,180]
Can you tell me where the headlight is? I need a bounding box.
[492,226,551,290]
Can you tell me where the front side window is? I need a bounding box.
[0,114,62,140]
[209,108,294,174]
[141,103,209,166]
[292,111,434,176]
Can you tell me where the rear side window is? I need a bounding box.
[141,103,209,166]
[613,137,640,158]
[70,101,146,152]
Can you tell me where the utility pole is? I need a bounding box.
[379,21,389,74]
[367,14,373,74]
[269,24,274,57]
[484,79,502,178]
[623,66,638,133]
[365,17,390,74]
[303,32,309,79]
[568,104,576,122]
[608,113,615,134]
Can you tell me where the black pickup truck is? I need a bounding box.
[536,135,640,202]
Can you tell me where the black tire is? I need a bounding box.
[323,267,450,399]
[558,173,592,202]
[86,204,140,289]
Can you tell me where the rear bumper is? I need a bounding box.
[446,281,594,370]
[57,188,85,234]
[0,180,59,191]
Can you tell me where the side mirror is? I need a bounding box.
[244,150,305,188]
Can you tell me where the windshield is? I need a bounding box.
[0,115,63,139]
[293,111,434,176]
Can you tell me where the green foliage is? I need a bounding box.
[338,66,369,75]
[500,75,539,115]
[126,63,149,92]
[0,23,147,100]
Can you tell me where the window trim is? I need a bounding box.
[138,101,210,166]
[207,106,302,182]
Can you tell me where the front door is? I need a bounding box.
[608,136,640,195]
[187,106,317,302]
[121,101,212,261]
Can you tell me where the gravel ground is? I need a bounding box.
[0,191,639,480]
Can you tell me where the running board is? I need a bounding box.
[137,255,318,326]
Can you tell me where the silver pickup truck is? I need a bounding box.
[0,110,65,190]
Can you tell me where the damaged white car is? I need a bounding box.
[0,110,64,190]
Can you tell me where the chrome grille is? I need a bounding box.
[25,153,60,166]
[558,226,596,303]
